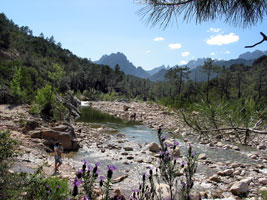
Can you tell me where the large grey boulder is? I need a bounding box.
[30,124,79,150]
[230,181,249,196]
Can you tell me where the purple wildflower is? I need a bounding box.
[181,160,185,168]
[173,141,179,149]
[161,135,166,142]
[73,178,82,186]
[100,175,105,181]
[56,185,60,191]
[142,172,146,182]
[77,169,82,178]
[107,165,116,179]
[174,156,178,164]
[188,143,192,155]
[95,162,100,167]
[93,162,100,174]
[82,160,87,172]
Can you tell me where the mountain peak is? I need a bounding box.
[238,50,267,60]
[95,52,150,79]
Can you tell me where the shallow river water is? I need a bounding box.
[73,105,265,196]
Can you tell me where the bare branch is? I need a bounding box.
[199,127,267,135]
[245,32,267,48]
[253,119,263,129]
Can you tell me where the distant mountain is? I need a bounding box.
[189,58,256,82]
[95,50,266,81]
[149,69,168,82]
[181,58,208,70]
[238,50,267,60]
[95,52,150,79]
[147,65,170,76]
[151,57,258,82]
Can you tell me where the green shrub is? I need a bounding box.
[30,84,55,116]
[23,166,70,200]
[0,130,18,200]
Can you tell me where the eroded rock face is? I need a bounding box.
[22,120,40,134]
[30,124,79,150]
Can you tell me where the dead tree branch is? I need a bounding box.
[245,32,267,48]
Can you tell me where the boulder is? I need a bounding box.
[259,186,267,192]
[148,142,161,152]
[170,147,181,157]
[124,147,133,151]
[241,177,253,185]
[257,144,266,150]
[123,105,130,111]
[209,175,221,183]
[155,183,171,199]
[259,178,267,185]
[230,181,249,196]
[223,169,233,176]
[30,124,79,150]
[198,153,207,160]
[189,191,201,200]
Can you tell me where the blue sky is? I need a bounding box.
[1,0,267,70]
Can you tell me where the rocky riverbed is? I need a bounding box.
[0,101,267,199]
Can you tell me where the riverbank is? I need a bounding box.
[1,102,267,199]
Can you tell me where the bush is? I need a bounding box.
[0,130,18,200]
[23,166,70,200]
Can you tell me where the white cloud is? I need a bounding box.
[181,51,190,57]
[154,37,165,41]
[210,52,215,56]
[145,50,151,54]
[225,50,230,54]
[206,33,239,45]
[207,27,222,33]
[180,60,188,65]
[169,43,182,49]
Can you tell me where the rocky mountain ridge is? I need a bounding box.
[95,50,266,81]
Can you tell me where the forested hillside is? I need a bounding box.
[1,12,267,115]
[0,13,160,104]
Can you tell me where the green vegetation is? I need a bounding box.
[0,130,70,200]
[0,11,266,140]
